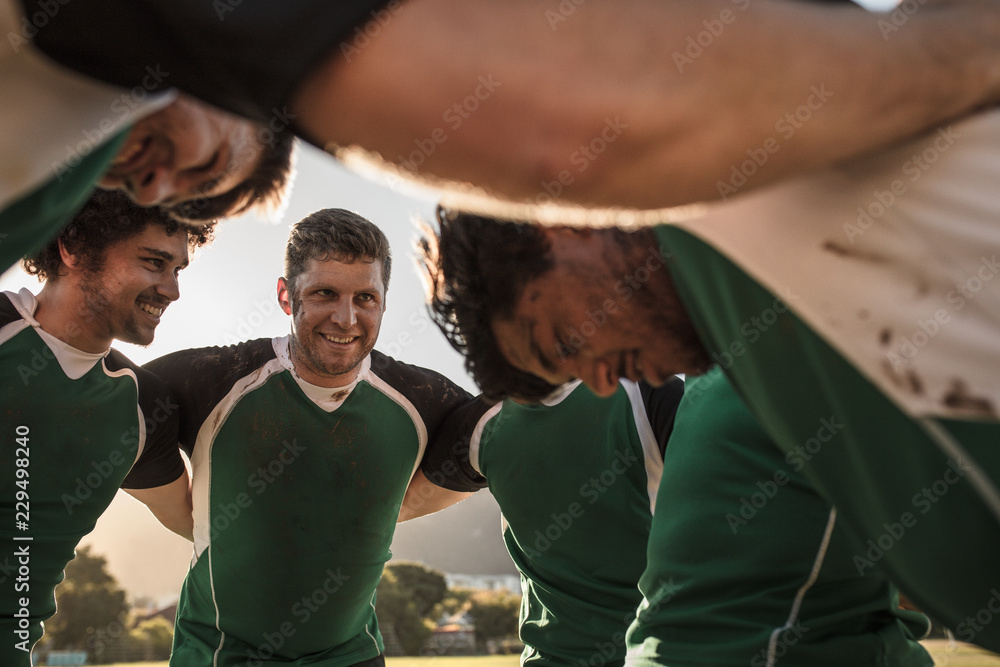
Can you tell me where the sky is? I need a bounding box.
[0,142,482,604]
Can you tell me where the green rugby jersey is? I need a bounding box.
[424,379,683,667]
[653,122,1000,651]
[626,368,932,667]
[0,289,185,666]
[145,337,471,666]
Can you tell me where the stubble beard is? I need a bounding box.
[616,229,712,376]
[78,271,146,346]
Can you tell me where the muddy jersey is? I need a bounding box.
[653,109,1000,649]
[626,368,931,667]
[145,337,471,666]
[0,289,184,666]
[424,379,683,667]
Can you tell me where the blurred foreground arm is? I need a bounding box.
[293,0,1000,209]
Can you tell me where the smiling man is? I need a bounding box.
[144,208,475,666]
[0,189,212,665]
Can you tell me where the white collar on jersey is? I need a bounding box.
[271,334,371,412]
[3,288,108,380]
[538,379,583,407]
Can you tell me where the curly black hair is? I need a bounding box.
[418,207,561,401]
[23,189,215,280]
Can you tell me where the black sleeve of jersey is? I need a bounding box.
[640,376,686,459]
[420,397,495,493]
[22,0,392,125]
[0,293,21,327]
[104,350,186,490]
[369,348,477,452]
[143,339,277,457]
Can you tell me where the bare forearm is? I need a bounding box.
[125,475,194,541]
[292,0,1000,210]
[399,470,474,522]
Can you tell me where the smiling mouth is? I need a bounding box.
[138,301,165,319]
[322,333,357,345]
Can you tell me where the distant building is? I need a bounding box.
[423,611,477,656]
[445,573,520,593]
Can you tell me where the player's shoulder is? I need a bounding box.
[145,338,276,378]
[368,349,469,398]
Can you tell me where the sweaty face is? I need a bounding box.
[98,95,263,207]
[78,225,190,349]
[491,229,708,397]
[279,257,386,387]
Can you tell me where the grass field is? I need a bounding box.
[98,643,1000,666]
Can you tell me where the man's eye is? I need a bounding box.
[145,258,163,269]
[556,339,577,360]
[357,293,374,302]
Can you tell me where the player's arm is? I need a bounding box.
[399,470,474,523]
[399,395,495,522]
[292,0,1000,210]
[124,472,194,541]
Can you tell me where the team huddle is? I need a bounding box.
[4,0,1000,666]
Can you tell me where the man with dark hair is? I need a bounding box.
[400,377,684,667]
[418,111,1000,651]
[0,189,212,665]
[144,208,474,666]
[6,0,1000,272]
[0,3,296,274]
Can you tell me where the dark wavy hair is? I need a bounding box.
[284,208,392,295]
[418,207,560,401]
[23,189,215,280]
[167,130,295,222]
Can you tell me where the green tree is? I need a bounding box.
[375,567,433,654]
[386,561,448,617]
[468,589,521,645]
[128,616,174,661]
[45,546,129,654]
